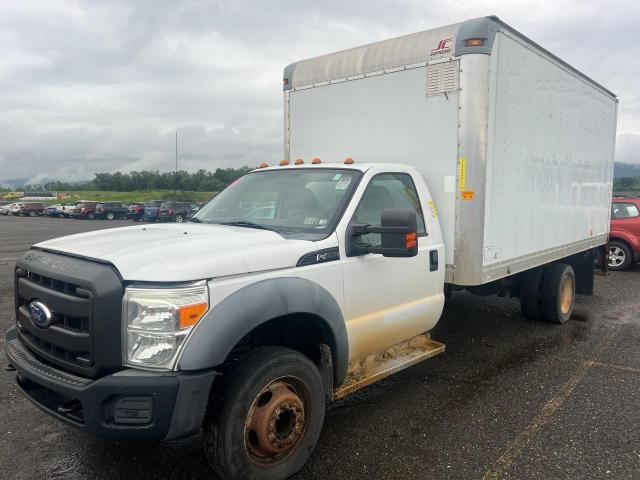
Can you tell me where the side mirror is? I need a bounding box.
[348,208,418,258]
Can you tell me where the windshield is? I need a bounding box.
[193,168,362,237]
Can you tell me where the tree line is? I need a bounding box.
[21,167,253,192]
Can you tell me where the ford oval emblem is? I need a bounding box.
[28,301,53,328]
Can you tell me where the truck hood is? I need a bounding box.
[34,223,316,282]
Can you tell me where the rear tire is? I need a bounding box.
[28,210,35,217]
[106,212,115,220]
[608,241,632,271]
[175,214,184,223]
[203,347,326,480]
[519,268,544,320]
[541,263,575,324]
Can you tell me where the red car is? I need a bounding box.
[18,203,45,217]
[608,196,640,270]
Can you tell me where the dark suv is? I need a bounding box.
[18,203,45,217]
[95,202,129,220]
[609,196,640,270]
[69,201,99,219]
[141,200,165,222]
[158,201,197,222]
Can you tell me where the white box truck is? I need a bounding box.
[5,16,617,480]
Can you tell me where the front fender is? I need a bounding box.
[177,277,349,386]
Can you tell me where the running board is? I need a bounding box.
[333,334,445,400]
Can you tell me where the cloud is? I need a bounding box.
[0,0,639,184]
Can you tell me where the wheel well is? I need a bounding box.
[223,313,337,375]
[609,237,631,250]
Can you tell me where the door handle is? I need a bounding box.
[429,250,438,272]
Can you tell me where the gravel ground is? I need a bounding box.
[0,215,639,479]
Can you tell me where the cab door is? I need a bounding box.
[340,171,445,361]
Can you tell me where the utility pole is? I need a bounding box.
[175,130,178,202]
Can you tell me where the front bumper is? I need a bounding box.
[4,327,216,441]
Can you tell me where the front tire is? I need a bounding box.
[608,241,632,271]
[203,347,326,480]
[175,214,184,223]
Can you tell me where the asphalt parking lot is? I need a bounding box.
[0,215,639,479]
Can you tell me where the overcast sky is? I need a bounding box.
[0,0,638,183]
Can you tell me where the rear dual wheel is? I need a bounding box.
[519,263,575,324]
[203,347,325,480]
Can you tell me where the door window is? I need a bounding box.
[352,173,426,248]
[612,203,640,219]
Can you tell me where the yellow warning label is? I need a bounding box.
[427,200,438,218]
[458,158,466,191]
[461,190,474,201]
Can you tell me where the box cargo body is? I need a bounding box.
[283,16,618,286]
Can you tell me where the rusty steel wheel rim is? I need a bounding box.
[244,378,308,467]
[560,274,574,315]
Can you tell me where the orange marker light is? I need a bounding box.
[344,157,354,164]
[258,162,269,168]
[464,38,484,47]
[405,232,417,250]
[279,159,290,166]
[178,302,208,329]
[312,158,321,164]
[294,159,304,165]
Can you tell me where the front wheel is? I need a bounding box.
[203,347,326,480]
[174,214,184,223]
[106,212,115,220]
[608,241,632,271]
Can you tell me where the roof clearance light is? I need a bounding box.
[279,159,290,166]
[344,157,354,165]
[464,38,485,47]
[312,158,321,164]
[294,159,304,165]
[258,162,269,168]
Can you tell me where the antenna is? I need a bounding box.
[174,130,178,208]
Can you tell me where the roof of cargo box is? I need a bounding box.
[283,15,616,99]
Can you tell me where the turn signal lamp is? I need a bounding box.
[344,157,354,164]
[464,38,485,47]
[405,232,417,250]
[279,159,290,166]
[295,159,304,165]
[178,302,208,329]
[312,158,321,164]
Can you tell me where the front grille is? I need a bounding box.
[15,249,125,378]
[16,271,94,372]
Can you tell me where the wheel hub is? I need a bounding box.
[560,274,574,315]
[245,380,306,463]
[609,247,625,266]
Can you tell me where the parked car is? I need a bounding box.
[5,203,25,215]
[18,203,45,217]
[69,201,99,219]
[158,201,198,222]
[95,202,129,220]
[45,204,64,217]
[0,202,19,215]
[60,202,79,218]
[141,200,164,222]
[608,196,640,270]
[127,203,145,221]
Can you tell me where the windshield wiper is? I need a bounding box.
[219,220,281,232]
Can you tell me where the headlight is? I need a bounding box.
[123,282,209,370]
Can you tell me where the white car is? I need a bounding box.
[1,202,23,215]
